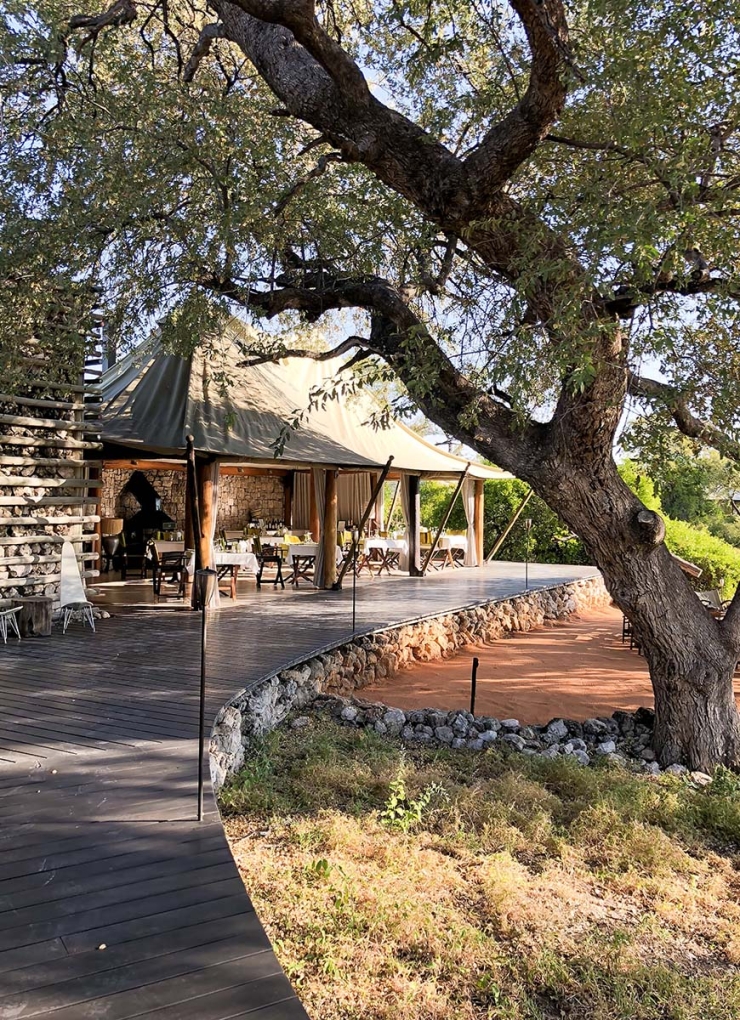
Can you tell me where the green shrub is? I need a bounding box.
[419,478,589,565]
[663,518,740,598]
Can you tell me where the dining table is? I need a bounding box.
[362,537,408,575]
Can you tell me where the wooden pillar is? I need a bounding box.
[197,458,219,569]
[309,472,320,541]
[323,470,338,588]
[474,479,485,565]
[408,474,422,576]
[184,470,195,551]
[284,472,294,529]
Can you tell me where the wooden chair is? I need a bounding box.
[254,537,285,589]
[291,554,316,586]
[153,551,188,598]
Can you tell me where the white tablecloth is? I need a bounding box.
[286,543,343,565]
[438,535,468,552]
[214,551,259,573]
[363,538,408,554]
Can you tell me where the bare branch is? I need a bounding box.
[238,335,370,366]
[67,0,137,45]
[272,152,343,216]
[183,23,225,82]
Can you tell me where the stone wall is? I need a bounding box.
[100,468,284,532]
[217,474,285,529]
[210,575,610,790]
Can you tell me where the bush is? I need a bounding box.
[663,518,740,598]
[419,478,590,565]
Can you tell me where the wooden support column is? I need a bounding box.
[309,473,320,541]
[323,470,338,588]
[197,457,219,570]
[408,474,422,577]
[186,435,202,579]
[284,472,294,529]
[474,479,485,565]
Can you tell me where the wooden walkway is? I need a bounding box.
[0,563,596,1018]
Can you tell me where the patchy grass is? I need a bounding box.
[220,718,740,1019]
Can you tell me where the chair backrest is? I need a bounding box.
[60,541,87,608]
[697,589,723,611]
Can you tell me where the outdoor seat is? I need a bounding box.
[0,606,21,643]
[217,563,238,599]
[254,537,285,589]
[291,554,316,586]
[60,540,95,633]
[153,551,188,598]
[697,589,730,619]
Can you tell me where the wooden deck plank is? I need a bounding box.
[0,562,597,1018]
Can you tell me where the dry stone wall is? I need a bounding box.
[210,575,610,789]
[100,468,284,532]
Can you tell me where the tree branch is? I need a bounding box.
[464,0,571,204]
[238,335,370,366]
[198,267,543,473]
[183,23,225,82]
[628,372,740,463]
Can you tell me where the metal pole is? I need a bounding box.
[470,656,479,716]
[524,517,532,591]
[352,529,358,631]
[198,601,207,821]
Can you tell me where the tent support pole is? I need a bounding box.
[323,469,338,588]
[422,465,469,574]
[332,457,393,590]
[486,488,533,561]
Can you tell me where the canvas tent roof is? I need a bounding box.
[101,320,509,480]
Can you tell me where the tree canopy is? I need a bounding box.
[1,0,739,454]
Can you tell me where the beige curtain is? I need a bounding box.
[399,474,411,571]
[337,472,372,526]
[462,477,478,567]
[312,467,327,588]
[292,472,311,531]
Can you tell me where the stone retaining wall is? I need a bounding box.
[210,575,609,790]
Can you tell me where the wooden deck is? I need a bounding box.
[0,562,596,1018]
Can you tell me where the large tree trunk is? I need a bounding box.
[533,454,740,771]
[649,654,740,771]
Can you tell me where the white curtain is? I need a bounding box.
[399,474,411,571]
[292,472,311,531]
[337,472,372,526]
[312,467,327,588]
[462,476,478,567]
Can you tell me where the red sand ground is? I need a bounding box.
[364,605,738,725]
